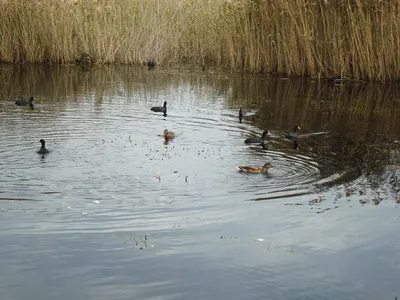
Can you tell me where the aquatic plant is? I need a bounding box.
[1,0,400,80]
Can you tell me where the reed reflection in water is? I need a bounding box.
[0,65,399,300]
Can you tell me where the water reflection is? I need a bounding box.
[0,65,399,300]
[1,64,400,200]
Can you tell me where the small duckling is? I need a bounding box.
[16,97,34,107]
[164,129,175,140]
[245,130,270,144]
[37,139,49,154]
[151,101,167,114]
[285,125,301,140]
[237,163,272,174]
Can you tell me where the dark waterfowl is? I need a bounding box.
[37,139,49,155]
[245,130,270,144]
[151,101,167,115]
[285,125,301,140]
[237,163,272,174]
[15,97,34,107]
[164,129,175,140]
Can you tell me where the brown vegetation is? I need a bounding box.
[1,0,400,80]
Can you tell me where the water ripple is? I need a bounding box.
[2,68,396,300]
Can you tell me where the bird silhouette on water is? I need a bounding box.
[163,129,175,140]
[151,101,167,117]
[285,125,301,140]
[237,163,273,174]
[37,139,49,155]
[15,97,34,110]
[245,130,271,144]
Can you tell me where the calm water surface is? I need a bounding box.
[0,65,399,300]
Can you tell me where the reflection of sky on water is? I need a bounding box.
[0,65,399,300]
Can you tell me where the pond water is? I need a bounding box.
[0,64,399,300]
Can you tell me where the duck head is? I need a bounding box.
[293,125,301,132]
[261,130,271,138]
[262,163,273,172]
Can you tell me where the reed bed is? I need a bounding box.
[1,0,400,80]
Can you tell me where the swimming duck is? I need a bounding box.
[285,125,300,140]
[151,101,167,114]
[245,130,270,144]
[237,163,272,174]
[164,129,175,140]
[239,107,244,123]
[37,139,49,154]
[16,97,34,107]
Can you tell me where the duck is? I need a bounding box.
[245,130,270,144]
[285,125,301,140]
[37,139,49,154]
[16,97,34,107]
[151,101,167,113]
[239,107,244,123]
[237,163,272,174]
[164,129,175,140]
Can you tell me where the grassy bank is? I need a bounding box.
[1,0,400,80]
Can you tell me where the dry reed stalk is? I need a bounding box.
[1,0,400,80]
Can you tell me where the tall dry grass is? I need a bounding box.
[1,0,400,80]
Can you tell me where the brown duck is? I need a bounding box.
[237,163,272,174]
[164,129,175,140]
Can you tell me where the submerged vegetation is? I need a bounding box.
[1,0,400,80]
